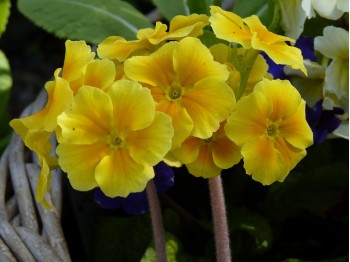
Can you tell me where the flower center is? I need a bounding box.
[168,83,183,100]
[109,135,123,149]
[266,124,278,137]
[203,137,214,144]
[112,136,122,145]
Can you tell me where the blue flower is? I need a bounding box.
[306,100,343,144]
[94,162,174,216]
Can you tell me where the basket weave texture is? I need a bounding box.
[0,90,71,262]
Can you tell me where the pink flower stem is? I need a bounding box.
[146,179,167,262]
[209,175,231,262]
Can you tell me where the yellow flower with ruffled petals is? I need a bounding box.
[9,40,119,207]
[225,78,313,185]
[209,6,307,75]
[172,121,242,178]
[98,14,209,62]
[57,80,173,197]
[124,37,235,149]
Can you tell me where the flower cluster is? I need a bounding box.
[10,6,316,207]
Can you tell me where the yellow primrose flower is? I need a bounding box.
[209,6,307,75]
[225,78,313,185]
[9,40,119,207]
[124,37,235,149]
[57,80,173,197]
[172,121,242,178]
[98,14,209,62]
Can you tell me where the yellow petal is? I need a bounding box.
[108,80,155,132]
[36,160,52,209]
[254,79,302,121]
[61,40,95,81]
[58,86,112,144]
[167,14,209,39]
[95,149,154,197]
[279,101,313,149]
[127,112,173,166]
[186,145,221,178]
[183,78,235,138]
[241,136,289,185]
[171,136,201,164]
[244,15,307,75]
[57,142,109,190]
[209,6,252,48]
[157,100,193,149]
[83,59,116,91]
[10,75,73,132]
[174,37,229,86]
[225,92,270,146]
[97,36,153,61]
[244,15,294,44]
[124,41,177,87]
[274,137,307,178]
[137,21,168,42]
[212,136,242,169]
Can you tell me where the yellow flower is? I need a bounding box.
[225,78,313,185]
[98,14,209,62]
[57,80,173,197]
[124,37,235,148]
[209,6,307,75]
[172,121,242,178]
[9,40,118,207]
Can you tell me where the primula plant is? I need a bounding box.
[5,0,349,260]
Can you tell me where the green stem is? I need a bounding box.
[209,175,231,262]
[236,49,260,100]
[146,179,168,262]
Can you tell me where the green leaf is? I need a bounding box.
[198,29,228,48]
[0,0,10,37]
[187,0,210,15]
[233,0,275,27]
[0,49,12,138]
[151,0,190,20]
[262,160,348,222]
[283,256,349,262]
[229,208,272,259]
[92,214,152,261]
[141,233,179,262]
[0,41,7,146]
[17,0,153,44]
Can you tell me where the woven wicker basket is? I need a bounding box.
[0,90,71,262]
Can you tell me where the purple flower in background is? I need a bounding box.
[264,36,316,79]
[306,100,343,144]
[94,162,174,216]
